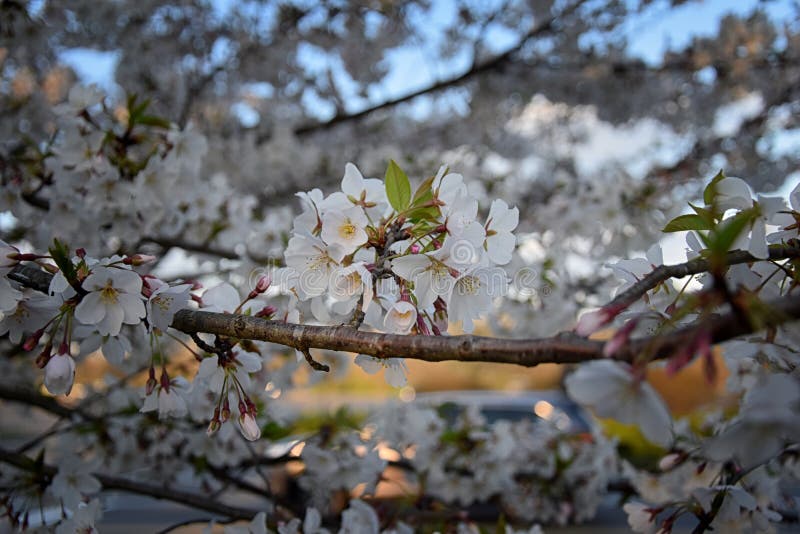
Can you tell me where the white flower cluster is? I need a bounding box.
[564,175,800,533]
[283,162,518,384]
[369,402,617,526]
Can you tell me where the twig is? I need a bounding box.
[0,447,260,521]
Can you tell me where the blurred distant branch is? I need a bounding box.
[268,0,589,143]
[0,447,260,521]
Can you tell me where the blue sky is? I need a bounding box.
[58,0,797,122]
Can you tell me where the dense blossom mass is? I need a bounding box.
[1,5,799,526]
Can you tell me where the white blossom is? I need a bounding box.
[484,199,519,265]
[74,266,145,336]
[44,353,76,396]
[565,361,673,447]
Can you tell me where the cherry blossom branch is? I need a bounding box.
[8,243,800,369]
[606,244,800,313]
[0,447,260,521]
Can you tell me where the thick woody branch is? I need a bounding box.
[9,244,800,368]
[0,447,260,520]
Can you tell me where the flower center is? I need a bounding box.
[458,276,480,295]
[339,220,357,239]
[154,295,172,311]
[100,280,119,303]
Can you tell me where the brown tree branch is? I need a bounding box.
[606,245,800,312]
[7,244,800,368]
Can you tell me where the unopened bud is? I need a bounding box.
[221,398,231,422]
[207,419,221,436]
[43,353,76,396]
[245,397,257,416]
[123,254,157,266]
[160,369,171,392]
[23,330,44,351]
[416,315,431,336]
[658,453,683,472]
[256,305,277,319]
[145,375,157,396]
[602,318,639,357]
[76,248,86,259]
[238,413,261,441]
[254,275,271,293]
[410,244,421,254]
[35,343,53,368]
[575,305,624,337]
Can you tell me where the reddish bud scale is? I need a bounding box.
[416,315,431,336]
[255,306,277,319]
[58,341,69,356]
[245,398,257,416]
[160,370,171,391]
[76,248,86,259]
[145,377,157,396]
[238,399,247,416]
[23,330,44,351]
[35,348,52,369]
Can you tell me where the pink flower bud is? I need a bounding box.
[43,353,76,396]
[160,369,171,392]
[255,305,277,319]
[207,419,221,436]
[23,330,44,351]
[35,343,53,368]
[415,315,431,336]
[123,254,157,266]
[658,452,683,471]
[221,398,231,422]
[245,397,257,416]
[255,275,271,293]
[602,318,639,357]
[575,305,623,337]
[238,413,261,441]
[410,244,421,254]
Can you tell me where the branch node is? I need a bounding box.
[301,348,330,373]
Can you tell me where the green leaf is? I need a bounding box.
[662,214,714,233]
[406,205,441,223]
[689,202,716,220]
[48,238,76,284]
[137,115,172,129]
[384,160,411,213]
[411,174,436,206]
[711,208,757,255]
[703,169,726,206]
